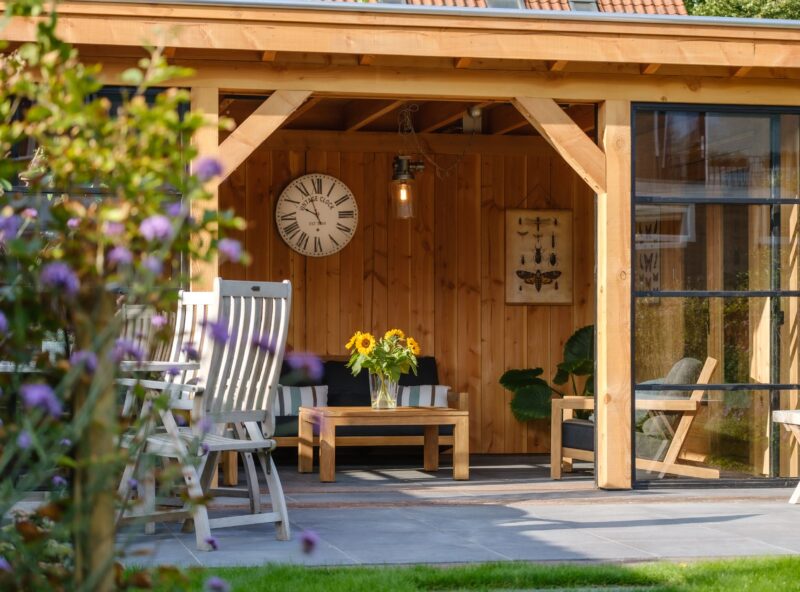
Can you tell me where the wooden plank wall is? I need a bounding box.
[219,139,595,454]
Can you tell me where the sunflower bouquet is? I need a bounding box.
[345,329,420,409]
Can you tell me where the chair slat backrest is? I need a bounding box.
[119,304,161,361]
[167,290,214,384]
[200,279,291,430]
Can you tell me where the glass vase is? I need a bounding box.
[369,373,398,410]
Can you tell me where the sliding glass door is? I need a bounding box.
[633,106,800,483]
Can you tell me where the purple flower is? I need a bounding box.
[166,366,180,377]
[193,157,224,183]
[67,218,80,229]
[113,338,145,363]
[142,255,163,275]
[286,352,324,382]
[0,311,7,336]
[181,343,200,362]
[52,475,67,487]
[202,319,229,345]
[175,414,188,427]
[218,239,243,263]
[251,332,276,353]
[21,383,62,417]
[128,478,139,491]
[300,529,320,554]
[60,438,72,447]
[151,314,167,329]
[17,431,32,449]
[165,201,186,218]
[139,215,173,242]
[40,262,80,296]
[0,557,10,573]
[104,221,125,236]
[200,442,210,455]
[21,208,37,219]
[108,246,133,267]
[0,214,21,243]
[205,576,229,592]
[70,350,98,373]
[198,416,213,434]
[204,536,219,551]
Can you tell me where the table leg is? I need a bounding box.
[298,413,314,473]
[320,420,336,483]
[788,425,800,504]
[453,417,469,480]
[423,425,439,472]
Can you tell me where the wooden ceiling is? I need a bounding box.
[221,95,596,137]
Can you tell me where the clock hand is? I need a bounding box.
[309,200,324,224]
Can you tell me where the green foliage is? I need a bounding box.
[0,0,243,589]
[689,0,800,18]
[499,325,595,422]
[168,556,800,592]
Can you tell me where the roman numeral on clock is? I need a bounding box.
[296,182,311,198]
[338,210,354,219]
[334,196,349,206]
[296,232,309,251]
[283,221,300,238]
[280,212,297,221]
[313,236,323,254]
[336,222,352,234]
[311,177,323,194]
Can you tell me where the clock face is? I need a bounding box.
[275,173,358,257]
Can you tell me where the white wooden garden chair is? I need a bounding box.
[772,410,800,504]
[117,279,292,550]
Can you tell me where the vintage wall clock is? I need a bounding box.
[275,173,358,257]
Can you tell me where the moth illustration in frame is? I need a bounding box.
[505,209,573,305]
[276,173,358,257]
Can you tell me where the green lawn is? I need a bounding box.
[157,557,800,591]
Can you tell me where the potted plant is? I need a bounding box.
[500,325,594,421]
[345,329,420,409]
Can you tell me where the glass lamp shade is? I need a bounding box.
[390,178,416,219]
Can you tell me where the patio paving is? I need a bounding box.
[120,453,800,568]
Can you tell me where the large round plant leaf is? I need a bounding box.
[509,380,553,421]
[499,368,544,390]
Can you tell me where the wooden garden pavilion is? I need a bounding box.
[7,0,800,490]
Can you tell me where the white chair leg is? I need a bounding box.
[789,481,800,505]
[143,469,156,535]
[242,452,261,514]
[257,451,290,541]
[182,461,214,551]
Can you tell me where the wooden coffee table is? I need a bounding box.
[297,406,470,482]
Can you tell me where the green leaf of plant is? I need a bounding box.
[120,67,144,86]
[563,325,594,365]
[510,381,553,421]
[499,368,544,391]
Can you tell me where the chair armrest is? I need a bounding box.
[552,396,595,411]
[119,361,200,373]
[448,391,469,412]
[635,399,697,411]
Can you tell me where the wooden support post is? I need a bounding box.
[512,97,606,194]
[216,89,312,185]
[596,100,633,490]
[190,87,219,291]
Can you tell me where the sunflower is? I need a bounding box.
[384,328,405,341]
[406,336,421,356]
[345,331,362,350]
[356,333,377,356]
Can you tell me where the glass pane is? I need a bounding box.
[635,389,800,481]
[635,110,772,199]
[634,203,800,292]
[635,296,777,385]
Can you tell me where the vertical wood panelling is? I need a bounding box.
[228,143,595,454]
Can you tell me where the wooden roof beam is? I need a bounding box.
[217,89,311,184]
[487,104,529,135]
[345,99,404,131]
[163,47,176,58]
[641,63,661,75]
[564,103,597,132]
[359,54,375,66]
[732,65,752,77]
[261,50,277,62]
[512,96,606,194]
[417,100,492,133]
[283,96,323,126]
[454,57,473,69]
[548,60,569,72]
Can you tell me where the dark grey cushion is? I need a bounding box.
[562,419,594,452]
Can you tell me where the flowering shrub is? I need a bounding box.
[0,0,244,589]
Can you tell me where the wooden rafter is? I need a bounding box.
[733,65,752,77]
[163,46,176,58]
[282,96,323,126]
[488,104,529,135]
[344,99,404,132]
[512,97,605,194]
[358,54,375,66]
[641,63,661,75]
[454,57,472,69]
[564,104,597,132]
[261,50,277,62]
[417,100,492,133]
[548,60,568,72]
[217,89,311,184]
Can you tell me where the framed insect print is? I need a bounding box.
[505,209,573,305]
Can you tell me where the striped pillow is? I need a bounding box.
[398,385,449,408]
[274,385,328,416]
